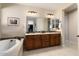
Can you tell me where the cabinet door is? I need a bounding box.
[33,35,42,49]
[49,34,57,46]
[55,34,61,45]
[49,34,61,46]
[23,35,34,50]
[41,34,49,47]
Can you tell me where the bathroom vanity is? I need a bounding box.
[23,31,61,50]
[23,16,61,50]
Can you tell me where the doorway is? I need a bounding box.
[63,4,78,49]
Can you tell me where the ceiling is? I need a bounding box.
[1,3,73,11]
[19,3,73,11]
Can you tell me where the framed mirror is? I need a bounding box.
[47,18,60,31]
[26,16,61,33]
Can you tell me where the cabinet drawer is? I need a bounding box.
[50,41,55,46]
[41,35,49,41]
[26,35,34,39]
[42,41,49,47]
[23,39,34,50]
[33,35,42,48]
[55,38,61,45]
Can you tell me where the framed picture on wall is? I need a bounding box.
[7,17,20,26]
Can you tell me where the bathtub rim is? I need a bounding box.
[0,39,20,53]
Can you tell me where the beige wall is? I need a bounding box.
[0,4,1,38]
[1,5,54,38]
[77,4,79,35]
[1,5,26,38]
[77,4,79,48]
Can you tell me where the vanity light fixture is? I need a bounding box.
[46,13,54,18]
[28,11,37,13]
[47,13,54,16]
[27,11,38,16]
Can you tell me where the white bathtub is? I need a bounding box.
[0,38,24,56]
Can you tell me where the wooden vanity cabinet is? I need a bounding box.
[23,35,42,50]
[23,35,34,50]
[55,34,61,45]
[33,35,42,49]
[49,34,56,46]
[41,34,49,47]
[23,33,61,50]
[49,34,61,46]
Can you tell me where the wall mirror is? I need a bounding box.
[26,16,37,33]
[47,18,60,31]
[26,16,61,33]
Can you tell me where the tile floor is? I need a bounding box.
[23,46,79,56]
